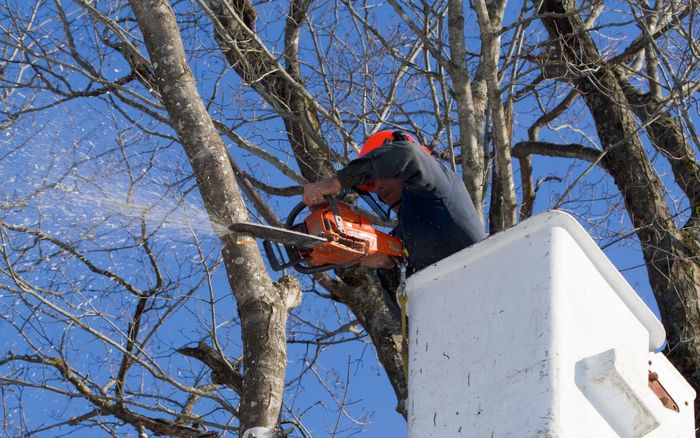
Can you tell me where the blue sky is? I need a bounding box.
[0,0,695,436]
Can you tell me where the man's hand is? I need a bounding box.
[303,176,342,207]
[359,253,396,269]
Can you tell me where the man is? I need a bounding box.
[303,130,486,275]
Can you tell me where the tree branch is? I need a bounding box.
[512,140,605,167]
[177,341,244,393]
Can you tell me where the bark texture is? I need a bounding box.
[128,0,300,434]
[474,0,516,232]
[327,269,408,415]
[448,0,485,215]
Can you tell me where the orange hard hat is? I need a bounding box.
[356,130,430,192]
[359,130,429,157]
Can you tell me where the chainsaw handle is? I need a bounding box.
[285,197,337,228]
[285,201,309,228]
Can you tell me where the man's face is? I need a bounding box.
[372,179,404,207]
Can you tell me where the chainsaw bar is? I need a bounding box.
[229,222,327,249]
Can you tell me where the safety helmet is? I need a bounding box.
[356,130,430,192]
[360,130,418,157]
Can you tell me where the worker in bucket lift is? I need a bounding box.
[303,130,487,312]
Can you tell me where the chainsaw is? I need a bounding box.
[229,196,404,274]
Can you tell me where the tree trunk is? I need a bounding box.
[448,0,485,217]
[474,0,516,232]
[328,269,408,415]
[128,0,301,434]
[538,0,700,426]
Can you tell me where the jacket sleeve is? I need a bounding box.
[336,141,451,196]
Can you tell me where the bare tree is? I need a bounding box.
[1,0,699,436]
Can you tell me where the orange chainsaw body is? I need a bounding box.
[302,202,403,267]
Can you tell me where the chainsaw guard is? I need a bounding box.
[262,239,336,274]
